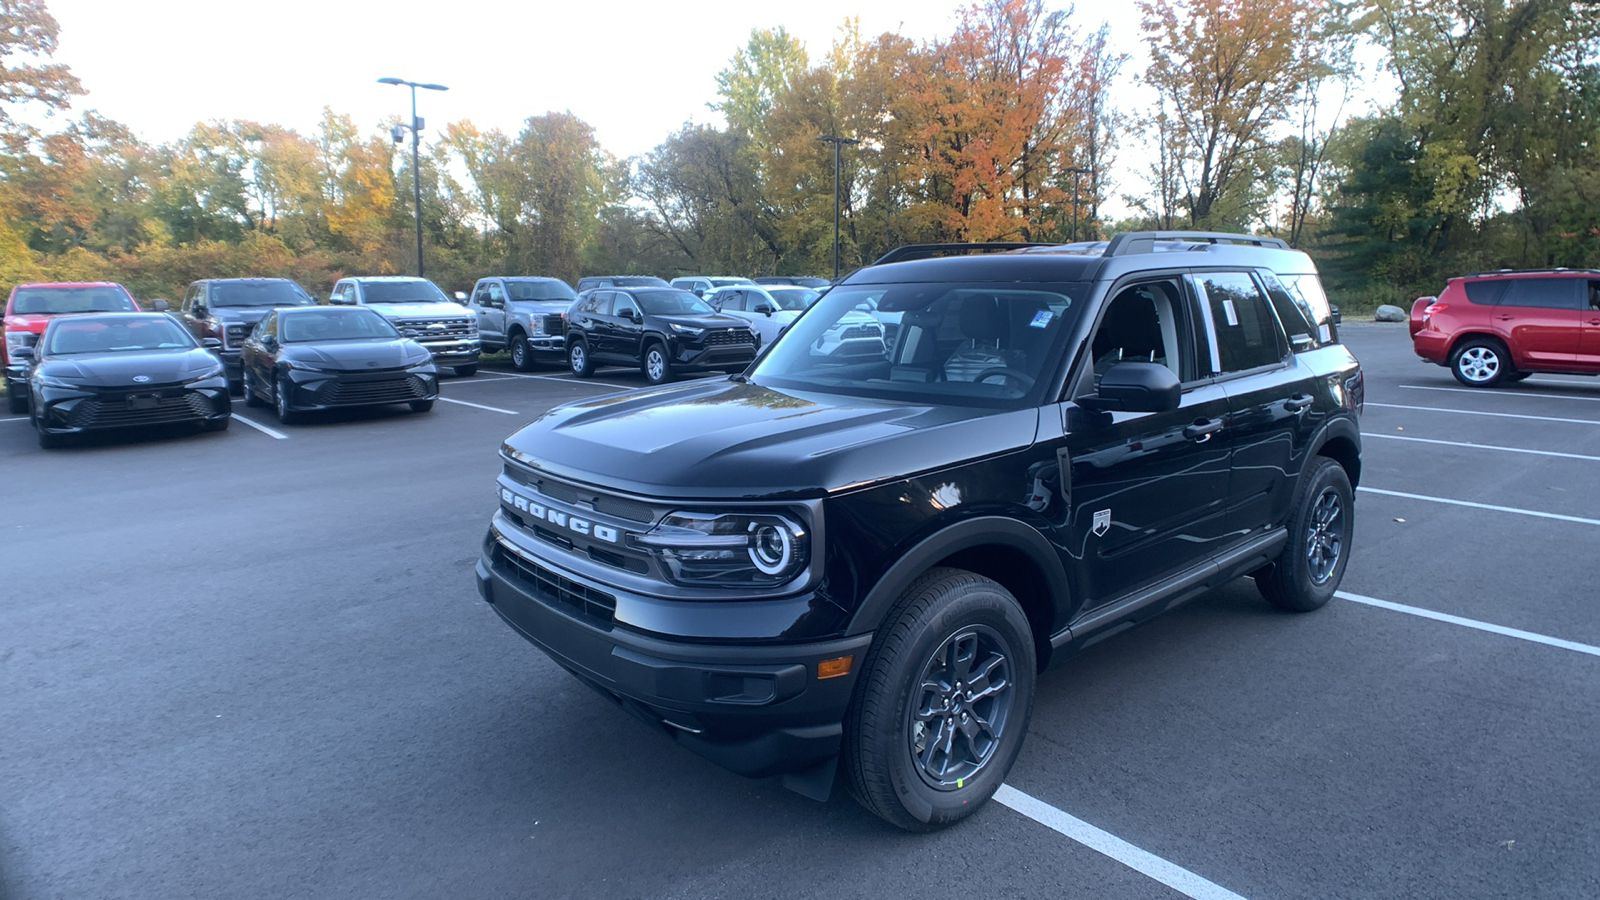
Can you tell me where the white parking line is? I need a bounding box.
[439,397,519,415]
[231,414,289,440]
[0,416,25,424]
[1399,383,1600,403]
[487,370,636,390]
[1337,591,1600,659]
[445,376,518,385]
[1358,486,1600,527]
[995,785,1249,900]
[1362,432,1600,463]
[1365,402,1600,426]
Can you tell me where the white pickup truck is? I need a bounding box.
[465,277,579,370]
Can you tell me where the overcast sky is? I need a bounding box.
[47,0,1149,159]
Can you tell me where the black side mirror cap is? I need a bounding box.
[150,299,170,312]
[1080,361,1181,413]
[11,345,34,360]
[202,337,223,351]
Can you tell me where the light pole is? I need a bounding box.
[378,77,448,278]
[1063,166,1091,242]
[815,134,859,280]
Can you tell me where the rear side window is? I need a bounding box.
[1195,272,1288,374]
[1258,271,1320,350]
[1501,277,1581,310]
[1463,280,1508,305]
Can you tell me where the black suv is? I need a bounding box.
[565,287,757,384]
[476,233,1363,831]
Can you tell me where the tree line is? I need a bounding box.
[1,0,1597,307]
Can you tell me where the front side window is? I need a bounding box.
[257,311,278,341]
[752,281,1086,407]
[486,282,507,305]
[1081,280,1194,393]
[1194,271,1288,374]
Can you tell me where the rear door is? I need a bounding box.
[1493,277,1583,368]
[470,281,499,346]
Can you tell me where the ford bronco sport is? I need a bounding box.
[475,232,1363,831]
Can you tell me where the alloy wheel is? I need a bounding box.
[1457,346,1500,382]
[1305,487,1343,585]
[907,626,1015,790]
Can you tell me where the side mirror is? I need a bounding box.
[192,303,208,317]
[11,345,33,361]
[150,299,170,312]
[401,328,421,338]
[454,291,468,302]
[202,337,223,351]
[621,308,639,321]
[754,304,775,316]
[329,296,351,306]
[1081,362,1180,413]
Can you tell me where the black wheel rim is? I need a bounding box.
[1305,487,1343,585]
[907,625,1015,790]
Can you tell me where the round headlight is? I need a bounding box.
[748,521,793,575]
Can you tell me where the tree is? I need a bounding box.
[0,0,81,129]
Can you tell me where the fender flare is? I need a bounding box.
[844,515,1072,637]
[1308,414,1362,487]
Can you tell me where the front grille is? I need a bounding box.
[840,324,882,340]
[540,313,564,335]
[312,375,426,406]
[397,317,474,339]
[506,463,654,523]
[223,325,251,349]
[494,542,616,628]
[66,392,211,428]
[704,328,756,347]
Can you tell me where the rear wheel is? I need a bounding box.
[569,340,594,378]
[242,367,264,408]
[1450,338,1508,387]
[8,389,26,414]
[274,375,300,425]
[1505,371,1532,382]
[643,342,672,385]
[844,568,1036,832]
[510,334,536,371]
[1255,456,1353,612]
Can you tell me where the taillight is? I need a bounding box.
[1422,302,1447,323]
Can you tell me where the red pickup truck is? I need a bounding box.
[3,282,143,412]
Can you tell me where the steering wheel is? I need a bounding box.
[971,367,1035,391]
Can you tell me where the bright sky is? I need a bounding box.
[48,0,1150,160]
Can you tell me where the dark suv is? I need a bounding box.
[565,287,757,383]
[178,278,319,391]
[476,232,1363,831]
[1408,269,1600,386]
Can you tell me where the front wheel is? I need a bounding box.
[409,399,434,413]
[568,340,594,378]
[509,334,535,371]
[1255,456,1354,612]
[242,368,264,408]
[643,342,672,385]
[1450,339,1508,387]
[454,364,477,378]
[844,568,1036,832]
[274,376,300,425]
[8,389,26,414]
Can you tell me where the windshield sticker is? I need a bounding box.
[1029,309,1054,329]
[1221,299,1239,326]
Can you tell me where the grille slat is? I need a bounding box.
[313,376,426,406]
[705,329,756,347]
[395,317,474,338]
[495,543,617,628]
[840,324,882,340]
[67,393,212,428]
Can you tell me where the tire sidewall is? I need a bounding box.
[644,343,670,384]
[1278,459,1354,609]
[568,340,590,376]
[510,334,529,370]
[1451,339,1506,387]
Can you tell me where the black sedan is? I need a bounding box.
[238,306,438,424]
[21,313,231,448]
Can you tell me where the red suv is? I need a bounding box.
[1409,270,1600,387]
[3,282,142,412]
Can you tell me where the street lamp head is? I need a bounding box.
[377,77,405,86]
[418,83,449,92]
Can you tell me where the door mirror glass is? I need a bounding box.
[150,299,170,312]
[754,303,775,315]
[1082,362,1180,413]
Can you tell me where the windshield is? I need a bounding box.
[45,316,196,355]
[506,280,577,302]
[281,308,400,343]
[709,277,754,287]
[636,290,716,316]
[362,280,451,304]
[751,282,1087,407]
[11,286,138,315]
[211,281,315,308]
[767,289,819,310]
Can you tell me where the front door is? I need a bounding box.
[1579,280,1600,372]
[1060,277,1234,608]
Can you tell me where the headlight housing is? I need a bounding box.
[632,511,809,588]
[33,372,84,390]
[669,323,704,337]
[185,364,226,384]
[283,359,335,373]
[5,330,37,352]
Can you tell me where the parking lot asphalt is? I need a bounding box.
[2,326,1598,900]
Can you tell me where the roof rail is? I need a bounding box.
[1461,267,1600,278]
[871,242,1061,266]
[1102,231,1291,257]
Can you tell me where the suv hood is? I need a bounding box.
[655,313,749,330]
[509,300,572,314]
[210,307,281,325]
[502,379,1040,499]
[366,302,471,319]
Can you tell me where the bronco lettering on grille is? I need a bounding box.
[500,487,620,543]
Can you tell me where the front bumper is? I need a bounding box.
[282,367,439,411]
[525,334,566,357]
[418,339,481,366]
[34,382,231,435]
[672,340,756,372]
[475,538,871,778]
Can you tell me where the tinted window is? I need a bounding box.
[635,290,715,316]
[1502,277,1581,310]
[1197,272,1287,373]
[46,315,194,354]
[12,286,138,315]
[1258,271,1320,349]
[719,292,746,311]
[1463,280,1508,305]
[210,281,315,308]
[614,294,640,317]
[281,308,399,342]
[360,280,450,304]
[1086,280,1194,388]
[505,280,577,302]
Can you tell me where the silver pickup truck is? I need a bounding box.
[466,277,578,370]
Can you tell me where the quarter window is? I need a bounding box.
[1501,277,1581,310]
[1195,272,1288,374]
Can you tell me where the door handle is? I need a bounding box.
[1184,418,1225,441]
[1284,394,1313,412]
[1495,314,1514,321]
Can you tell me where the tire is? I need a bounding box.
[1505,371,1532,382]
[409,399,434,413]
[242,368,264,408]
[454,364,478,377]
[569,339,594,378]
[1450,338,1508,387]
[34,405,63,449]
[202,416,230,433]
[8,390,26,414]
[1255,456,1354,612]
[844,567,1037,832]
[274,375,300,425]
[509,334,536,371]
[643,342,672,385]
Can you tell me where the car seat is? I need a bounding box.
[944,296,1024,382]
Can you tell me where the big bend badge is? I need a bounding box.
[1092,509,1111,537]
